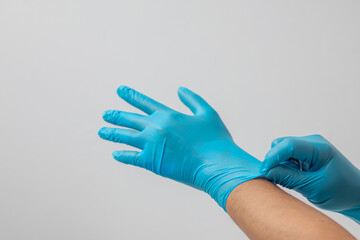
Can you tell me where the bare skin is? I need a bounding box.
[226,179,355,240]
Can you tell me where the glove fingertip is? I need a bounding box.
[112,151,121,161]
[266,167,278,178]
[98,127,109,138]
[117,85,128,91]
[103,110,114,121]
[177,86,191,98]
[260,154,280,174]
[259,161,269,174]
[178,86,186,92]
[117,85,131,99]
[264,167,284,184]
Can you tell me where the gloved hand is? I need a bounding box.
[99,86,262,211]
[260,135,360,223]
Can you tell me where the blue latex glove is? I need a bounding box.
[99,86,262,211]
[260,135,360,224]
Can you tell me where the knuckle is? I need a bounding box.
[319,142,333,155]
[113,133,123,142]
[107,131,117,141]
[271,138,281,146]
[158,110,181,123]
[114,111,123,119]
[311,134,325,139]
[283,138,302,154]
[283,138,298,148]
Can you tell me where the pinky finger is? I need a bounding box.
[112,150,142,167]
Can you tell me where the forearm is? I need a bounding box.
[226,179,355,240]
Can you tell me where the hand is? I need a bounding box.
[99,86,262,210]
[260,135,360,223]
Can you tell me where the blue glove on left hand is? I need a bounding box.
[99,86,263,211]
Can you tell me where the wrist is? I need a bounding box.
[195,140,264,211]
[204,160,263,211]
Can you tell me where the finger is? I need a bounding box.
[98,127,145,149]
[117,86,169,115]
[271,136,291,148]
[261,138,315,173]
[112,150,143,167]
[177,87,216,116]
[272,135,326,148]
[265,165,314,191]
[103,110,148,131]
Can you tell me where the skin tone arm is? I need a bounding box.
[226,179,356,240]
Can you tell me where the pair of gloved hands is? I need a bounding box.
[99,86,360,223]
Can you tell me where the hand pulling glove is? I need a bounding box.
[260,135,360,223]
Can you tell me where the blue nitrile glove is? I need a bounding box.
[260,135,360,224]
[99,86,263,211]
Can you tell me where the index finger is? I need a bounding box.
[117,86,170,114]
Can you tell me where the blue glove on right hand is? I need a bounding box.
[260,134,360,224]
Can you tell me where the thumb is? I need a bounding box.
[265,165,315,191]
[177,87,216,116]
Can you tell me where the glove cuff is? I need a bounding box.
[338,205,360,224]
[204,169,264,212]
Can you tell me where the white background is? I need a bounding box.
[0,0,359,239]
